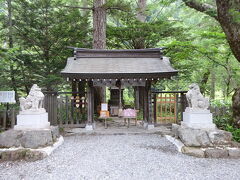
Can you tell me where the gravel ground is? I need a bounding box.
[0,134,239,180]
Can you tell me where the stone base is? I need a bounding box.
[14,112,50,130]
[143,122,148,129]
[166,132,240,159]
[147,124,155,130]
[172,124,233,147]
[0,136,64,161]
[182,108,215,130]
[143,122,154,130]
[181,122,216,130]
[85,124,93,131]
[0,126,60,149]
[168,124,240,158]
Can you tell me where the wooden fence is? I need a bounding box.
[44,91,87,128]
[0,90,232,130]
[0,109,18,130]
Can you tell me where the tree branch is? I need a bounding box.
[106,7,129,12]
[182,0,218,20]
[63,5,93,10]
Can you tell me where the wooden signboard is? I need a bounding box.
[100,103,109,118]
[101,103,108,111]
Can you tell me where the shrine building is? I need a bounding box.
[61,48,178,129]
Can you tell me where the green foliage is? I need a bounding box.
[107,19,183,49]
[225,125,240,142]
[212,99,233,129]
[58,105,87,123]
[210,99,240,142]
[0,0,91,93]
[123,88,134,107]
[214,114,233,130]
[229,8,240,23]
[137,110,143,120]
[107,2,184,49]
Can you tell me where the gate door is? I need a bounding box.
[156,93,177,124]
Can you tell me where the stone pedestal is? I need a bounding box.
[182,108,216,130]
[14,112,50,130]
[147,124,155,130]
[143,122,154,130]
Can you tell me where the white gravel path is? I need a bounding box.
[0,134,239,180]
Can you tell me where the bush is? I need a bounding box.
[213,114,233,130]
[211,99,233,129]
[210,99,240,142]
[137,110,143,120]
[225,125,240,142]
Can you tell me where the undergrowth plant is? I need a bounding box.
[225,125,240,142]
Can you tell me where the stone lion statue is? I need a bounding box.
[186,83,209,110]
[19,84,45,112]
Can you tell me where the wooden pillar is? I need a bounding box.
[139,86,144,109]
[71,79,77,93]
[143,82,149,122]
[148,81,152,124]
[134,87,140,110]
[119,85,122,109]
[87,81,94,125]
[153,93,157,124]
[143,80,152,124]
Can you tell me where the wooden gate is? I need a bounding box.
[152,91,187,125]
[156,93,177,124]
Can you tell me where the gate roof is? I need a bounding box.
[61,48,178,79]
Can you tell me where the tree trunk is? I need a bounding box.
[216,0,240,63]
[210,69,216,100]
[133,0,147,49]
[7,0,19,102]
[136,0,147,22]
[199,69,210,95]
[93,0,106,49]
[232,88,240,128]
[135,0,147,109]
[92,0,107,111]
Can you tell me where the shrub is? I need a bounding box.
[225,125,240,142]
[211,99,233,129]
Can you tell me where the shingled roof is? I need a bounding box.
[61,48,178,79]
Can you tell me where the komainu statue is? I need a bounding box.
[19,84,45,113]
[186,83,209,110]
